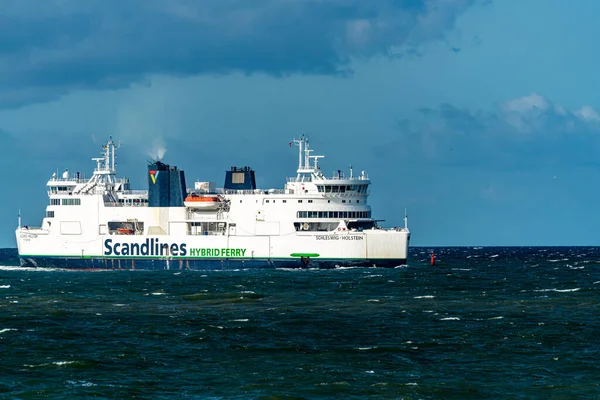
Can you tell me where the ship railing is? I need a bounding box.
[286,176,317,183]
[119,190,148,196]
[112,202,148,207]
[18,226,49,234]
[103,200,148,207]
[286,175,370,183]
[47,176,88,184]
[116,203,148,207]
[216,189,286,195]
[388,227,409,232]
[320,191,371,197]
[369,227,409,232]
[318,173,370,181]
[186,215,226,221]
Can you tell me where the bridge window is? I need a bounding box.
[50,199,60,205]
[46,211,54,218]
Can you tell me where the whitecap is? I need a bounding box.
[67,381,97,387]
[440,317,460,321]
[414,295,435,299]
[0,266,63,271]
[0,285,10,289]
[0,328,17,333]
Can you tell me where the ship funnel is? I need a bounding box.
[148,161,187,207]
[224,166,256,191]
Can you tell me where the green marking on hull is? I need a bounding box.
[289,253,320,258]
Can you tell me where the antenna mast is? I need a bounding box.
[292,135,305,170]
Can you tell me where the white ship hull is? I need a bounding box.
[17,229,409,270]
[15,136,410,270]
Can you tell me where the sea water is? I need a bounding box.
[0,247,598,399]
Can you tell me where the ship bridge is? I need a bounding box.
[284,135,371,196]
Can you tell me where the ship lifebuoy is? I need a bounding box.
[337,227,341,231]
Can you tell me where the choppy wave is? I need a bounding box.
[0,246,599,398]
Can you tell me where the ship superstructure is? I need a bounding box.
[16,136,410,269]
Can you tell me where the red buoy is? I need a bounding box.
[430,251,435,266]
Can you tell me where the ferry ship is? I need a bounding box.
[15,136,410,269]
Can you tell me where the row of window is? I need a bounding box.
[50,198,81,206]
[49,186,72,193]
[297,210,371,219]
[316,184,368,194]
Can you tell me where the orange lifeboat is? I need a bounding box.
[184,194,221,210]
[117,228,134,235]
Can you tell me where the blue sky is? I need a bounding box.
[2,0,600,246]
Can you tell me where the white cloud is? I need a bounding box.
[391,93,600,168]
[496,93,599,134]
[575,105,600,122]
[500,93,550,113]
